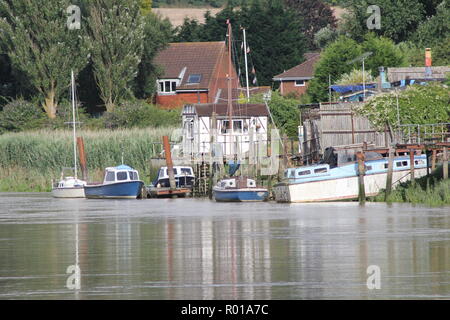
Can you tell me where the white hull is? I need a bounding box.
[274,168,428,203]
[51,187,85,198]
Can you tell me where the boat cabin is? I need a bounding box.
[153,166,195,188]
[103,165,140,184]
[216,176,258,189]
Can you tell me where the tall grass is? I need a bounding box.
[0,127,177,191]
[372,163,450,206]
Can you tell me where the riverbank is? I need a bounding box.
[0,127,176,192]
[371,164,450,206]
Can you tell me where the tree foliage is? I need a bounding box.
[354,83,450,130]
[0,0,89,118]
[86,0,145,112]
[173,0,307,86]
[284,0,337,49]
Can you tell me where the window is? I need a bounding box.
[314,168,328,174]
[297,170,311,176]
[181,168,192,175]
[105,171,115,182]
[129,171,138,180]
[295,80,306,86]
[365,165,373,171]
[187,74,202,84]
[117,171,128,181]
[221,120,230,134]
[158,80,177,94]
[396,161,408,167]
[233,120,243,133]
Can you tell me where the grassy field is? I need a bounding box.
[0,127,177,192]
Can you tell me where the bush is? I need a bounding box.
[0,99,46,133]
[102,100,181,129]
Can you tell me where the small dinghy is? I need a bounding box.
[84,165,144,199]
[213,176,269,202]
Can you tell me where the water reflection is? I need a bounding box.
[0,193,449,299]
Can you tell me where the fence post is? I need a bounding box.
[443,147,448,180]
[409,149,415,186]
[385,147,395,201]
[357,151,366,204]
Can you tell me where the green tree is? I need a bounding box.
[86,0,145,112]
[284,0,337,49]
[140,0,153,15]
[0,0,89,118]
[307,36,362,102]
[134,13,174,99]
[341,0,426,43]
[362,33,405,77]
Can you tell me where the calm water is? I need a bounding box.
[0,193,449,300]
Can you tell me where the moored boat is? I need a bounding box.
[273,148,428,203]
[84,165,144,199]
[213,176,269,202]
[152,166,195,189]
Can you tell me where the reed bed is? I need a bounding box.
[0,127,176,191]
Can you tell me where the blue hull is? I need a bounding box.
[84,181,144,199]
[213,189,269,202]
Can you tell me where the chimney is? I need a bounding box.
[425,48,432,78]
[378,66,390,90]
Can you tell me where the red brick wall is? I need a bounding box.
[156,92,209,109]
[280,80,309,96]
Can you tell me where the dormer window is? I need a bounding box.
[158,80,177,94]
[187,74,202,84]
[295,80,306,86]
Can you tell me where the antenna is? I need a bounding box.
[346,52,373,101]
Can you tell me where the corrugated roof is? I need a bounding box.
[188,103,269,117]
[154,41,226,90]
[387,66,450,82]
[273,52,321,80]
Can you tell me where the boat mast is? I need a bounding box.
[226,20,233,156]
[242,28,250,102]
[71,70,78,180]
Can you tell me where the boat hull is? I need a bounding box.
[84,181,144,199]
[213,188,269,202]
[51,187,85,198]
[273,168,428,203]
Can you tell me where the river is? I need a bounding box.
[0,193,449,299]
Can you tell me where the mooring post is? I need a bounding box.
[162,136,176,190]
[431,149,437,171]
[385,146,395,201]
[409,148,415,186]
[76,137,88,180]
[357,151,366,204]
[443,147,448,180]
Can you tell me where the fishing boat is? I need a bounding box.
[273,148,428,203]
[84,165,144,199]
[152,166,195,189]
[51,71,87,198]
[213,176,269,202]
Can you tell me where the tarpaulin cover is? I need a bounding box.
[330,84,377,93]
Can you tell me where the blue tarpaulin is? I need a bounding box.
[330,84,377,93]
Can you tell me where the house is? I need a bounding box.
[153,41,239,108]
[272,52,321,96]
[387,66,450,82]
[181,103,269,157]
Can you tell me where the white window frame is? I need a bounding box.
[295,80,306,87]
[157,79,178,95]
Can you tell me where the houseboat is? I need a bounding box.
[213,176,269,202]
[273,149,428,203]
[84,165,144,199]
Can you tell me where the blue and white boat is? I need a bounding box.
[84,165,144,199]
[273,148,428,203]
[213,176,269,202]
[152,166,195,189]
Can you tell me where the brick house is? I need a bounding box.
[272,52,321,96]
[153,41,239,108]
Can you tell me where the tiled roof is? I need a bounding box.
[188,103,269,117]
[215,86,271,103]
[273,52,321,80]
[154,41,226,90]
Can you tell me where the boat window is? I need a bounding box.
[129,171,138,180]
[415,160,425,165]
[117,171,128,181]
[384,163,389,169]
[181,168,191,175]
[365,165,372,171]
[297,170,311,176]
[289,170,295,178]
[247,180,255,187]
[396,161,408,167]
[105,171,115,182]
[314,168,328,174]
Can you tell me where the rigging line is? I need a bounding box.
[231,36,243,119]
